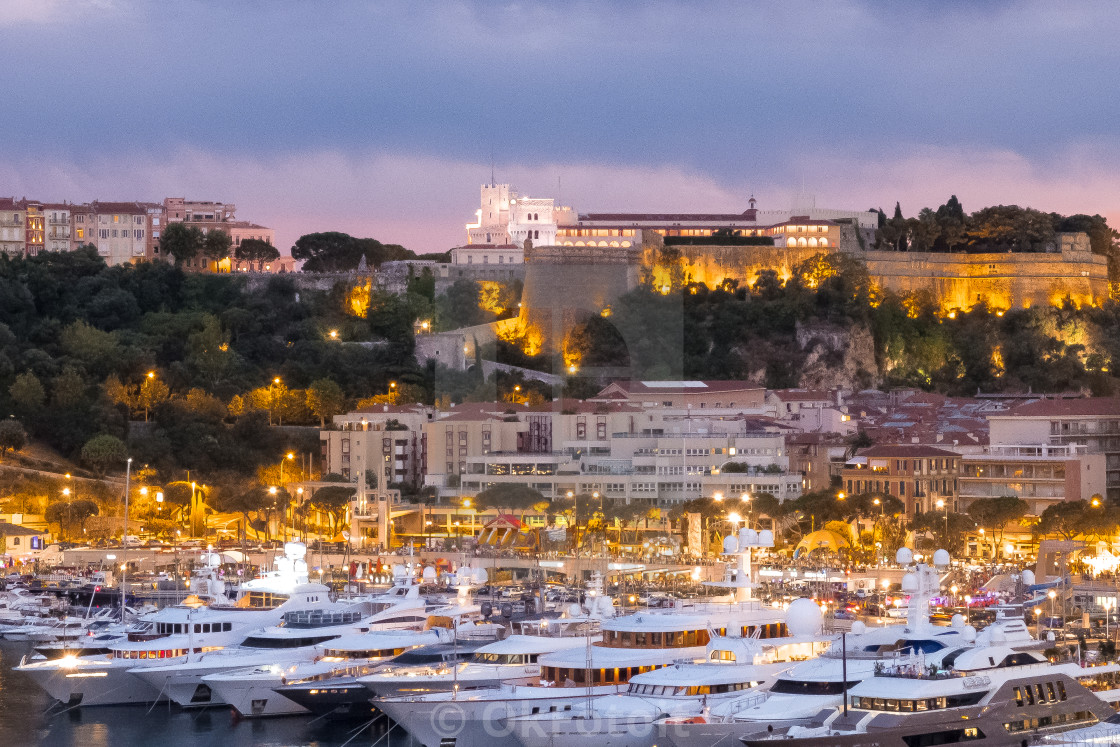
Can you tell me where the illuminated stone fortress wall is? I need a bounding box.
[668,231,1108,311]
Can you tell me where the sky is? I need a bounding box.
[3,0,1120,254]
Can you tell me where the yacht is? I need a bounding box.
[277,603,598,719]
[14,542,332,707]
[741,643,1120,746]
[275,639,490,719]
[376,532,793,747]
[201,627,455,717]
[506,608,830,747]
[128,602,378,709]
[655,547,1035,747]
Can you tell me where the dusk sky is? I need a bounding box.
[3,0,1120,254]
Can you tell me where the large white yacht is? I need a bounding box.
[196,565,497,718]
[741,642,1120,746]
[200,626,459,717]
[376,531,794,747]
[655,547,1035,747]
[14,542,332,707]
[506,603,830,747]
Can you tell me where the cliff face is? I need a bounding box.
[795,320,880,390]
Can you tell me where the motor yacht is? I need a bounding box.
[14,542,332,707]
[507,605,830,747]
[201,626,457,717]
[277,599,598,719]
[655,547,1035,747]
[376,533,793,747]
[275,639,491,719]
[741,643,1120,746]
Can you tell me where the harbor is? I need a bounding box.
[5,536,1120,747]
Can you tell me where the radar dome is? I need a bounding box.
[739,528,759,546]
[989,627,1006,644]
[472,568,488,584]
[1047,631,1055,642]
[284,542,307,559]
[896,548,914,565]
[963,625,977,642]
[422,566,437,582]
[1021,569,1036,586]
[901,573,919,593]
[723,536,739,554]
[785,598,824,637]
[391,564,406,578]
[932,549,951,568]
[951,614,965,628]
[567,603,582,618]
[850,621,867,635]
[758,530,774,547]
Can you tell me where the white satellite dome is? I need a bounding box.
[422,566,437,582]
[758,529,774,547]
[391,564,407,579]
[850,621,867,635]
[739,528,759,546]
[1047,631,1055,642]
[723,536,739,554]
[597,597,615,616]
[963,625,977,643]
[472,568,488,584]
[284,542,307,559]
[932,549,951,568]
[951,614,965,628]
[1021,569,1036,586]
[785,598,824,637]
[901,573,918,593]
[896,547,914,566]
[989,627,1007,644]
[566,603,583,618]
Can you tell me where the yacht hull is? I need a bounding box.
[204,674,306,718]
[16,659,165,707]
[376,686,624,747]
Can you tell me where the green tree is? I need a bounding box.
[160,221,205,265]
[203,229,233,262]
[910,510,974,555]
[435,279,493,330]
[306,378,346,428]
[210,484,271,542]
[80,434,128,477]
[9,371,46,412]
[137,375,170,422]
[60,319,120,372]
[51,366,86,408]
[45,499,99,540]
[186,315,233,386]
[309,485,355,536]
[967,496,1028,558]
[1037,500,1088,542]
[0,419,27,455]
[235,238,280,271]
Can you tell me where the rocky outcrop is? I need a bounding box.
[795,320,880,390]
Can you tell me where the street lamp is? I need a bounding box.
[964,595,971,625]
[269,377,282,426]
[741,493,752,528]
[280,452,294,486]
[1048,589,1057,619]
[713,492,724,502]
[936,499,948,542]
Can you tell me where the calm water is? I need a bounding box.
[0,642,402,747]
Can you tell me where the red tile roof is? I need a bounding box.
[856,444,962,458]
[995,397,1120,418]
